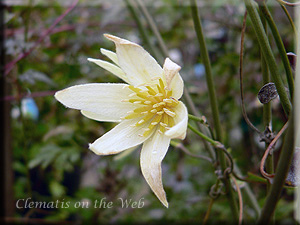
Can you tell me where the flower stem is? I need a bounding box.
[190,0,239,222]
[278,1,298,41]
[124,0,162,63]
[257,112,294,224]
[258,5,274,192]
[259,1,294,99]
[188,123,218,146]
[135,0,169,57]
[244,0,292,116]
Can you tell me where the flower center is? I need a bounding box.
[121,77,178,137]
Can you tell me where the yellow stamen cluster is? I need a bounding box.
[121,78,178,137]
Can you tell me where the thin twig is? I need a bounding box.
[1,90,56,101]
[170,141,213,163]
[260,121,289,179]
[239,11,261,134]
[278,2,298,40]
[276,0,300,6]
[135,0,169,57]
[202,198,214,225]
[188,124,233,175]
[4,0,79,76]
[232,177,243,225]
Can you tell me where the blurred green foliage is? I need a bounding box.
[5,0,295,224]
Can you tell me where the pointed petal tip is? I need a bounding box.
[165,57,181,71]
[162,200,169,208]
[89,143,107,156]
[87,57,95,62]
[104,33,121,43]
[54,90,64,102]
[104,33,139,46]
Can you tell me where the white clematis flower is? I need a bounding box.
[55,34,188,207]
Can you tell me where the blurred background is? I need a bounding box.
[2,0,296,223]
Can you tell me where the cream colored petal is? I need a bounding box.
[170,72,184,99]
[87,58,129,83]
[165,101,188,140]
[162,58,184,99]
[140,130,170,208]
[104,34,163,86]
[163,58,181,90]
[89,117,154,155]
[81,110,121,122]
[55,83,136,122]
[100,48,119,65]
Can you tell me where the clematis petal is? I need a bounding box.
[55,83,137,122]
[89,117,154,155]
[165,101,188,140]
[100,48,119,65]
[140,130,170,208]
[104,34,163,86]
[163,58,181,90]
[162,57,184,99]
[81,110,115,122]
[170,72,184,99]
[87,58,129,83]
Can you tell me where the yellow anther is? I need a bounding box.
[163,99,173,104]
[150,109,157,113]
[151,122,158,125]
[160,122,168,127]
[155,93,163,97]
[163,108,176,117]
[144,101,152,104]
[127,110,134,114]
[138,119,145,124]
[121,99,129,102]
[133,101,142,104]
[157,111,164,115]
[129,93,137,97]
[153,103,160,108]
[141,111,148,114]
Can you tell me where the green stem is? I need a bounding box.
[258,5,274,191]
[124,0,162,63]
[135,0,169,57]
[244,0,291,116]
[190,0,239,222]
[259,2,294,99]
[278,1,298,41]
[257,112,294,224]
[183,90,216,160]
[190,1,222,142]
[188,123,219,146]
[188,114,206,124]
